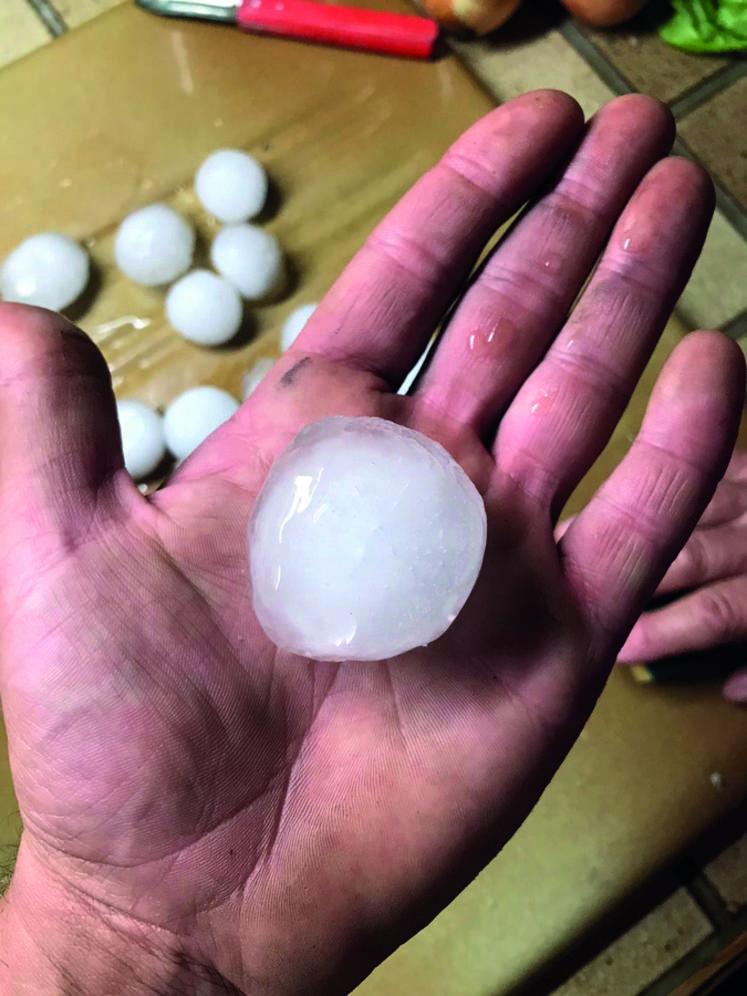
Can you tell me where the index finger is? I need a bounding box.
[298,90,584,386]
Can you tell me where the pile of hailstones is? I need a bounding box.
[0,149,317,482]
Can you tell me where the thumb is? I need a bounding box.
[0,303,127,555]
[723,667,747,705]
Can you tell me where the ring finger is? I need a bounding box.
[495,155,714,516]
[417,95,674,435]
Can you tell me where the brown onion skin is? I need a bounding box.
[418,0,523,36]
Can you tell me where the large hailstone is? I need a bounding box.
[1,233,89,311]
[115,204,195,286]
[211,224,285,300]
[195,149,268,223]
[249,416,487,661]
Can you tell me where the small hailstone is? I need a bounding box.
[243,357,276,399]
[249,416,487,661]
[1,233,89,311]
[211,224,285,300]
[115,204,195,286]
[163,385,239,460]
[281,303,317,351]
[117,400,166,480]
[195,149,268,223]
[166,270,242,346]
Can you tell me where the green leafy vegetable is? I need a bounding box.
[658,0,747,52]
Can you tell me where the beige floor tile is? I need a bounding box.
[679,76,747,213]
[552,890,712,996]
[54,0,125,29]
[577,12,730,106]
[0,1,50,70]
[705,833,747,914]
[452,27,614,118]
[676,210,747,331]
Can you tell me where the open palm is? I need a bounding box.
[0,92,744,996]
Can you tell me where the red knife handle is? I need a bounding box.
[237,0,439,59]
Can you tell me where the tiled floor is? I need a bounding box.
[0,0,52,65]
[553,891,713,996]
[706,836,747,917]
[52,0,122,29]
[678,75,747,213]
[1,2,746,994]
[453,1,747,347]
[573,7,732,106]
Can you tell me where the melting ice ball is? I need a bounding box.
[249,416,487,661]
[115,204,195,286]
[1,233,89,311]
[164,386,239,460]
[196,149,268,224]
[211,224,285,300]
[166,270,243,346]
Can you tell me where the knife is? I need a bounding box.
[135,0,440,59]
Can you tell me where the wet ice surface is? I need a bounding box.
[249,416,487,662]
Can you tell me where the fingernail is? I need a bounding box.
[723,671,747,704]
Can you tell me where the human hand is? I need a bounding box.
[618,447,747,703]
[0,91,744,996]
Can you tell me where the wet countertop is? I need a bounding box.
[0,5,745,993]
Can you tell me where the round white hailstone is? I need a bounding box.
[117,400,166,480]
[281,303,317,351]
[166,270,242,346]
[210,224,285,300]
[1,233,89,311]
[163,385,239,460]
[242,357,275,399]
[195,149,268,224]
[249,416,487,662]
[114,204,195,286]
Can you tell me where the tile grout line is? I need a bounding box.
[559,18,747,252]
[669,60,747,120]
[721,308,747,342]
[672,135,747,244]
[558,20,635,96]
[25,0,67,37]
[639,908,747,996]
[681,865,734,933]
[561,16,747,121]
[712,186,747,245]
